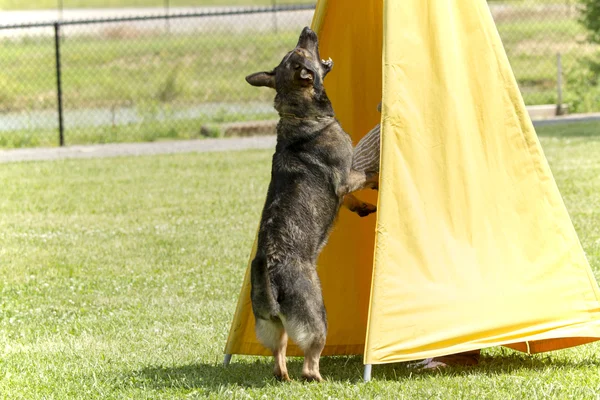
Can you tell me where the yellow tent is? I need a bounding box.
[224,0,600,380]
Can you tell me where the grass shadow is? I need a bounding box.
[128,355,371,392]
[126,351,600,392]
[372,352,600,381]
[133,360,272,391]
[535,120,600,138]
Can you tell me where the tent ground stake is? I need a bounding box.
[224,354,232,367]
[363,364,372,382]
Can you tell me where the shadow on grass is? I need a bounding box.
[134,360,273,391]
[131,356,368,392]
[127,352,600,392]
[373,352,600,381]
[535,120,600,138]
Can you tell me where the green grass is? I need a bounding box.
[2,18,587,113]
[496,15,598,107]
[1,121,600,398]
[0,30,290,148]
[0,2,598,150]
[0,0,313,10]
[535,120,600,137]
[0,0,569,9]
[0,31,301,113]
[0,110,276,148]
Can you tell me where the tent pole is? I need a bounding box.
[223,354,232,367]
[363,364,372,382]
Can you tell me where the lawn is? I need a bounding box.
[0,30,302,113]
[1,22,597,149]
[0,110,276,148]
[0,0,313,9]
[0,1,598,151]
[1,121,600,398]
[0,24,314,148]
[0,29,298,147]
[0,0,572,9]
[1,13,591,114]
[495,8,599,107]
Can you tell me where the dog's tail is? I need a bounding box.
[250,254,280,320]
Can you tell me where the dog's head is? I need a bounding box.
[245,27,333,97]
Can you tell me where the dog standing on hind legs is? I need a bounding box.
[245,26,378,382]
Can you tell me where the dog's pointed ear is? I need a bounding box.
[299,68,314,83]
[245,71,276,89]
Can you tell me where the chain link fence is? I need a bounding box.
[0,1,598,148]
[491,1,599,114]
[2,0,315,12]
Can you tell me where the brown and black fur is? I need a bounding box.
[246,27,377,382]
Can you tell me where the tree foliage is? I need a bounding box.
[580,0,600,44]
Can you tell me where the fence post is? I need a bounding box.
[54,22,65,147]
[272,0,278,33]
[164,0,170,34]
[556,53,564,116]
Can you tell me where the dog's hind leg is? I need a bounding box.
[301,332,326,382]
[285,316,326,382]
[281,294,327,382]
[255,318,290,381]
[273,330,289,381]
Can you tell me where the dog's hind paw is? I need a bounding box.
[274,372,292,382]
[302,372,324,383]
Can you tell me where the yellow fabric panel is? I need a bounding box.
[365,0,600,364]
[225,0,600,364]
[224,0,383,357]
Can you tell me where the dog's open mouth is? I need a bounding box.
[293,27,334,77]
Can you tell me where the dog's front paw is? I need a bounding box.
[356,202,377,217]
[366,172,379,191]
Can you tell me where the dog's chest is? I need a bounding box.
[276,127,352,172]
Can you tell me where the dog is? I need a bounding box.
[245,26,378,382]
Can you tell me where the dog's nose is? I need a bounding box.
[300,26,316,40]
[297,26,318,51]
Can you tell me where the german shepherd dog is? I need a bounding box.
[245,27,378,382]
